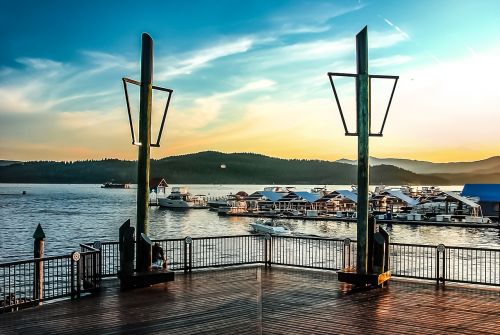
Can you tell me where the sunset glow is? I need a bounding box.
[1,1,499,162]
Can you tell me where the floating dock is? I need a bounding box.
[221,212,500,229]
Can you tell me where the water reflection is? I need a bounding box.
[0,184,498,262]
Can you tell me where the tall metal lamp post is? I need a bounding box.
[122,33,173,273]
[328,26,398,287]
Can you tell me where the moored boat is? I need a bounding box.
[249,219,290,235]
[158,187,207,209]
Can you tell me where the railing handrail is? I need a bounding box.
[80,243,100,252]
[98,235,500,253]
[390,242,500,252]
[3,236,498,268]
[0,254,73,267]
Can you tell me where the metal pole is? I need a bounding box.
[136,33,153,273]
[356,26,370,274]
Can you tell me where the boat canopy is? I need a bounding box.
[385,189,419,206]
[461,184,500,202]
[335,190,358,203]
[443,191,479,208]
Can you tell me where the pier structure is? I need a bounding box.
[1,234,499,331]
[122,34,173,274]
[136,33,154,272]
[355,27,370,275]
[1,266,499,334]
[328,26,399,286]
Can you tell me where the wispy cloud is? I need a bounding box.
[383,18,410,40]
[168,79,276,131]
[16,57,63,71]
[278,23,331,35]
[271,2,364,26]
[82,51,136,72]
[156,38,255,80]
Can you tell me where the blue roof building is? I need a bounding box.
[461,184,500,218]
[461,184,500,202]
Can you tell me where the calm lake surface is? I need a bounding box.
[1,184,498,262]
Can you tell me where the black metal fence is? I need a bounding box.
[2,234,498,313]
[0,245,101,313]
[95,235,499,287]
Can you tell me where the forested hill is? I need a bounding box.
[0,151,498,185]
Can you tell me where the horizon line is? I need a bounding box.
[1,150,498,165]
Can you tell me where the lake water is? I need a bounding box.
[0,184,498,262]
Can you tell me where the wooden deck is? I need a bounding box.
[1,266,499,334]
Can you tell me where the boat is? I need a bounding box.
[249,219,291,235]
[158,187,207,209]
[207,196,228,211]
[101,182,130,189]
[217,191,248,215]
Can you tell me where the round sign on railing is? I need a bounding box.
[93,241,102,250]
[72,252,81,262]
[437,244,446,252]
[185,236,192,244]
[265,233,272,240]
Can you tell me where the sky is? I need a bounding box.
[1,0,499,163]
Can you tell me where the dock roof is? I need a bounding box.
[385,189,419,206]
[443,191,479,208]
[461,184,500,202]
[335,190,358,203]
[293,191,321,203]
[252,191,283,202]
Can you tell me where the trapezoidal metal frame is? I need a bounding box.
[122,77,173,147]
[327,72,399,137]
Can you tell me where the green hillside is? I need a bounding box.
[0,151,496,185]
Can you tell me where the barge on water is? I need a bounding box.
[101,182,130,189]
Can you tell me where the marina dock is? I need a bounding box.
[221,211,500,229]
[1,266,499,334]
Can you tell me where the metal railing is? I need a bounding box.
[442,245,499,286]
[96,235,499,286]
[2,234,498,313]
[270,235,346,270]
[1,246,101,313]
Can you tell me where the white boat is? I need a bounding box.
[158,187,207,209]
[249,219,290,235]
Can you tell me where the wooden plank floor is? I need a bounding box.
[1,267,499,334]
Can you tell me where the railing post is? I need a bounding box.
[184,239,188,273]
[436,244,446,287]
[72,252,82,298]
[94,241,103,289]
[72,252,81,299]
[343,238,351,269]
[184,237,192,273]
[33,224,45,306]
[189,239,193,273]
[268,235,273,267]
[71,254,75,299]
[264,234,271,267]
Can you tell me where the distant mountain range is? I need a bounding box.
[336,156,500,175]
[0,151,498,185]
